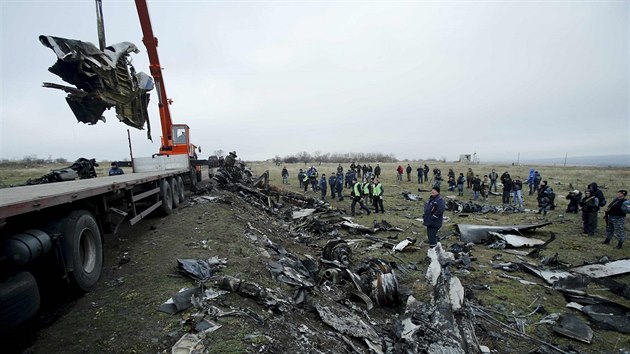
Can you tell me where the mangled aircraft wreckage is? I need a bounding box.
[39,35,153,136]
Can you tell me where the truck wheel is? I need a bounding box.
[169,177,180,209]
[58,211,103,292]
[160,179,173,215]
[176,176,185,203]
[0,272,40,328]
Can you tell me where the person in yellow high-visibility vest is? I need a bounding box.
[362,178,371,206]
[351,178,371,216]
[372,177,384,213]
[302,172,309,192]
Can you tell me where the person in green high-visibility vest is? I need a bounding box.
[362,177,371,206]
[302,171,309,192]
[350,178,371,216]
[372,177,384,213]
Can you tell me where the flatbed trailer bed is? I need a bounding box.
[0,166,199,329]
[0,169,187,220]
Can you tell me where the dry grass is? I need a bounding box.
[250,160,630,352]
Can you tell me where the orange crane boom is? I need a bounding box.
[134,0,196,158]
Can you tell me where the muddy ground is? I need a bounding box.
[6,162,630,353]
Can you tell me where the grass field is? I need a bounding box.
[3,159,629,352]
[249,160,630,353]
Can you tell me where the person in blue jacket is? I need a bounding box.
[328,173,337,199]
[336,172,344,201]
[526,168,535,195]
[108,162,124,176]
[423,186,445,248]
[319,174,327,200]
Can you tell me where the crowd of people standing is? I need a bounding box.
[279,162,628,249]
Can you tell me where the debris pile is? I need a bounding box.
[157,163,629,353]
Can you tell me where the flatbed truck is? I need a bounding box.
[0,155,197,328]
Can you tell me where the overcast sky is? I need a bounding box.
[1,0,628,163]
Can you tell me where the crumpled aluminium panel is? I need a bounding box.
[39,35,153,133]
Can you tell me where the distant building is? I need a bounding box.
[459,154,471,162]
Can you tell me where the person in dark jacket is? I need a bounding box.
[501,171,512,204]
[336,172,344,201]
[329,173,337,199]
[423,164,430,181]
[579,189,599,236]
[372,177,384,213]
[512,176,523,208]
[447,175,456,192]
[533,171,542,194]
[472,175,481,200]
[423,186,445,248]
[588,182,607,209]
[406,164,412,182]
[281,166,289,184]
[417,166,424,184]
[537,181,554,215]
[602,189,630,249]
[319,174,327,200]
[108,162,124,176]
[374,164,381,178]
[297,169,304,188]
[565,190,582,213]
[456,173,465,196]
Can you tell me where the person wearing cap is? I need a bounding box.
[108,162,124,176]
[350,178,371,216]
[422,186,445,248]
[602,189,630,249]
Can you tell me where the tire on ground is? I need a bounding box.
[160,179,173,216]
[58,210,103,292]
[0,272,40,328]
[169,177,179,209]
[176,176,185,203]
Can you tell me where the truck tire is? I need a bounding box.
[58,210,103,292]
[0,272,40,328]
[176,176,185,203]
[169,177,180,209]
[160,179,173,215]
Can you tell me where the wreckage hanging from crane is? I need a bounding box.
[39,0,154,140]
[39,35,154,138]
